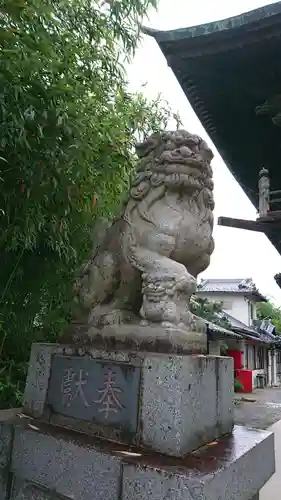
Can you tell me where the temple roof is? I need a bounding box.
[145,2,281,253]
[198,278,267,302]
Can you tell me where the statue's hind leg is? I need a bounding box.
[87,261,142,327]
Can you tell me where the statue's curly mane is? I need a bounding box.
[126,130,215,227]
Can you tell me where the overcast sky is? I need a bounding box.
[127,0,281,304]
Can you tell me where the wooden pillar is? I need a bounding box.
[268,350,272,386]
[258,168,270,217]
[272,350,277,386]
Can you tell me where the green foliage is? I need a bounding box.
[234,378,244,392]
[257,301,281,335]
[0,0,178,408]
[190,296,232,330]
[220,343,228,356]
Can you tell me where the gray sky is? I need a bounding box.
[127,0,281,304]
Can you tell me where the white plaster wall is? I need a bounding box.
[252,369,266,389]
[198,292,256,326]
[247,344,255,370]
[231,297,251,326]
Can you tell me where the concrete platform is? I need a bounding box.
[9,418,274,500]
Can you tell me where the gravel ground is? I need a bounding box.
[234,387,281,429]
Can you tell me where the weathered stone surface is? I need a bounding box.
[141,354,234,456]
[217,355,234,430]
[0,409,19,500]
[122,426,274,500]
[65,130,215,351]
[11,480,60,500]
[7,419,274,500]
[0,409,20,471]
[23,344,235,456]
[72,323,208,355]
[0,471,7,500]
[12,425,121,500]
[23,344,55,417]
[0,422,13,468]
[47,355,141,433]
[23,344,140,419]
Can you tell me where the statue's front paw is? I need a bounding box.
[175,274,196,294]
[180,310,194,328]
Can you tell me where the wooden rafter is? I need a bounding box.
[217,216,281,233]
[218,168,281,232]
[218,168,281,289]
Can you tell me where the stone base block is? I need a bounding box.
[23,343,234,457]
[65,321,208,355]
[12,421,121,500]
[12,480,57,500]
[139,351,234,456]
[122,425,274,500]
[11,420,274,500]
[0,471,8,500]
[0,409,19,500]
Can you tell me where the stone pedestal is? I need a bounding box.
[7,342,274,500]
[23,343,234,456]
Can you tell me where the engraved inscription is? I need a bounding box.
[61,368,90,408]
[47,355,140,433]
[94,367,123,418]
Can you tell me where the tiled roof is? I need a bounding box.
[198,278,246,293]
[197,278,267,302]
[221,311,259,336]
[222,311,281,345]
[207,321,242,340]
[191,297,279,345]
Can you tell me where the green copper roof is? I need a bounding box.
[146,2,281,254]
[144,2,281,41]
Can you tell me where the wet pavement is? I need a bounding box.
[260,418,281,500]
[234,387,281,499]
[234,387,281,429]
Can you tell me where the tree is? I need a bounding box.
[190,296,232,356]
[0,0,178,408]
[190,296,232,330]
[257,300,281,335]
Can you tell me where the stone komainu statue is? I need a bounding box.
[72,130,215,346]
